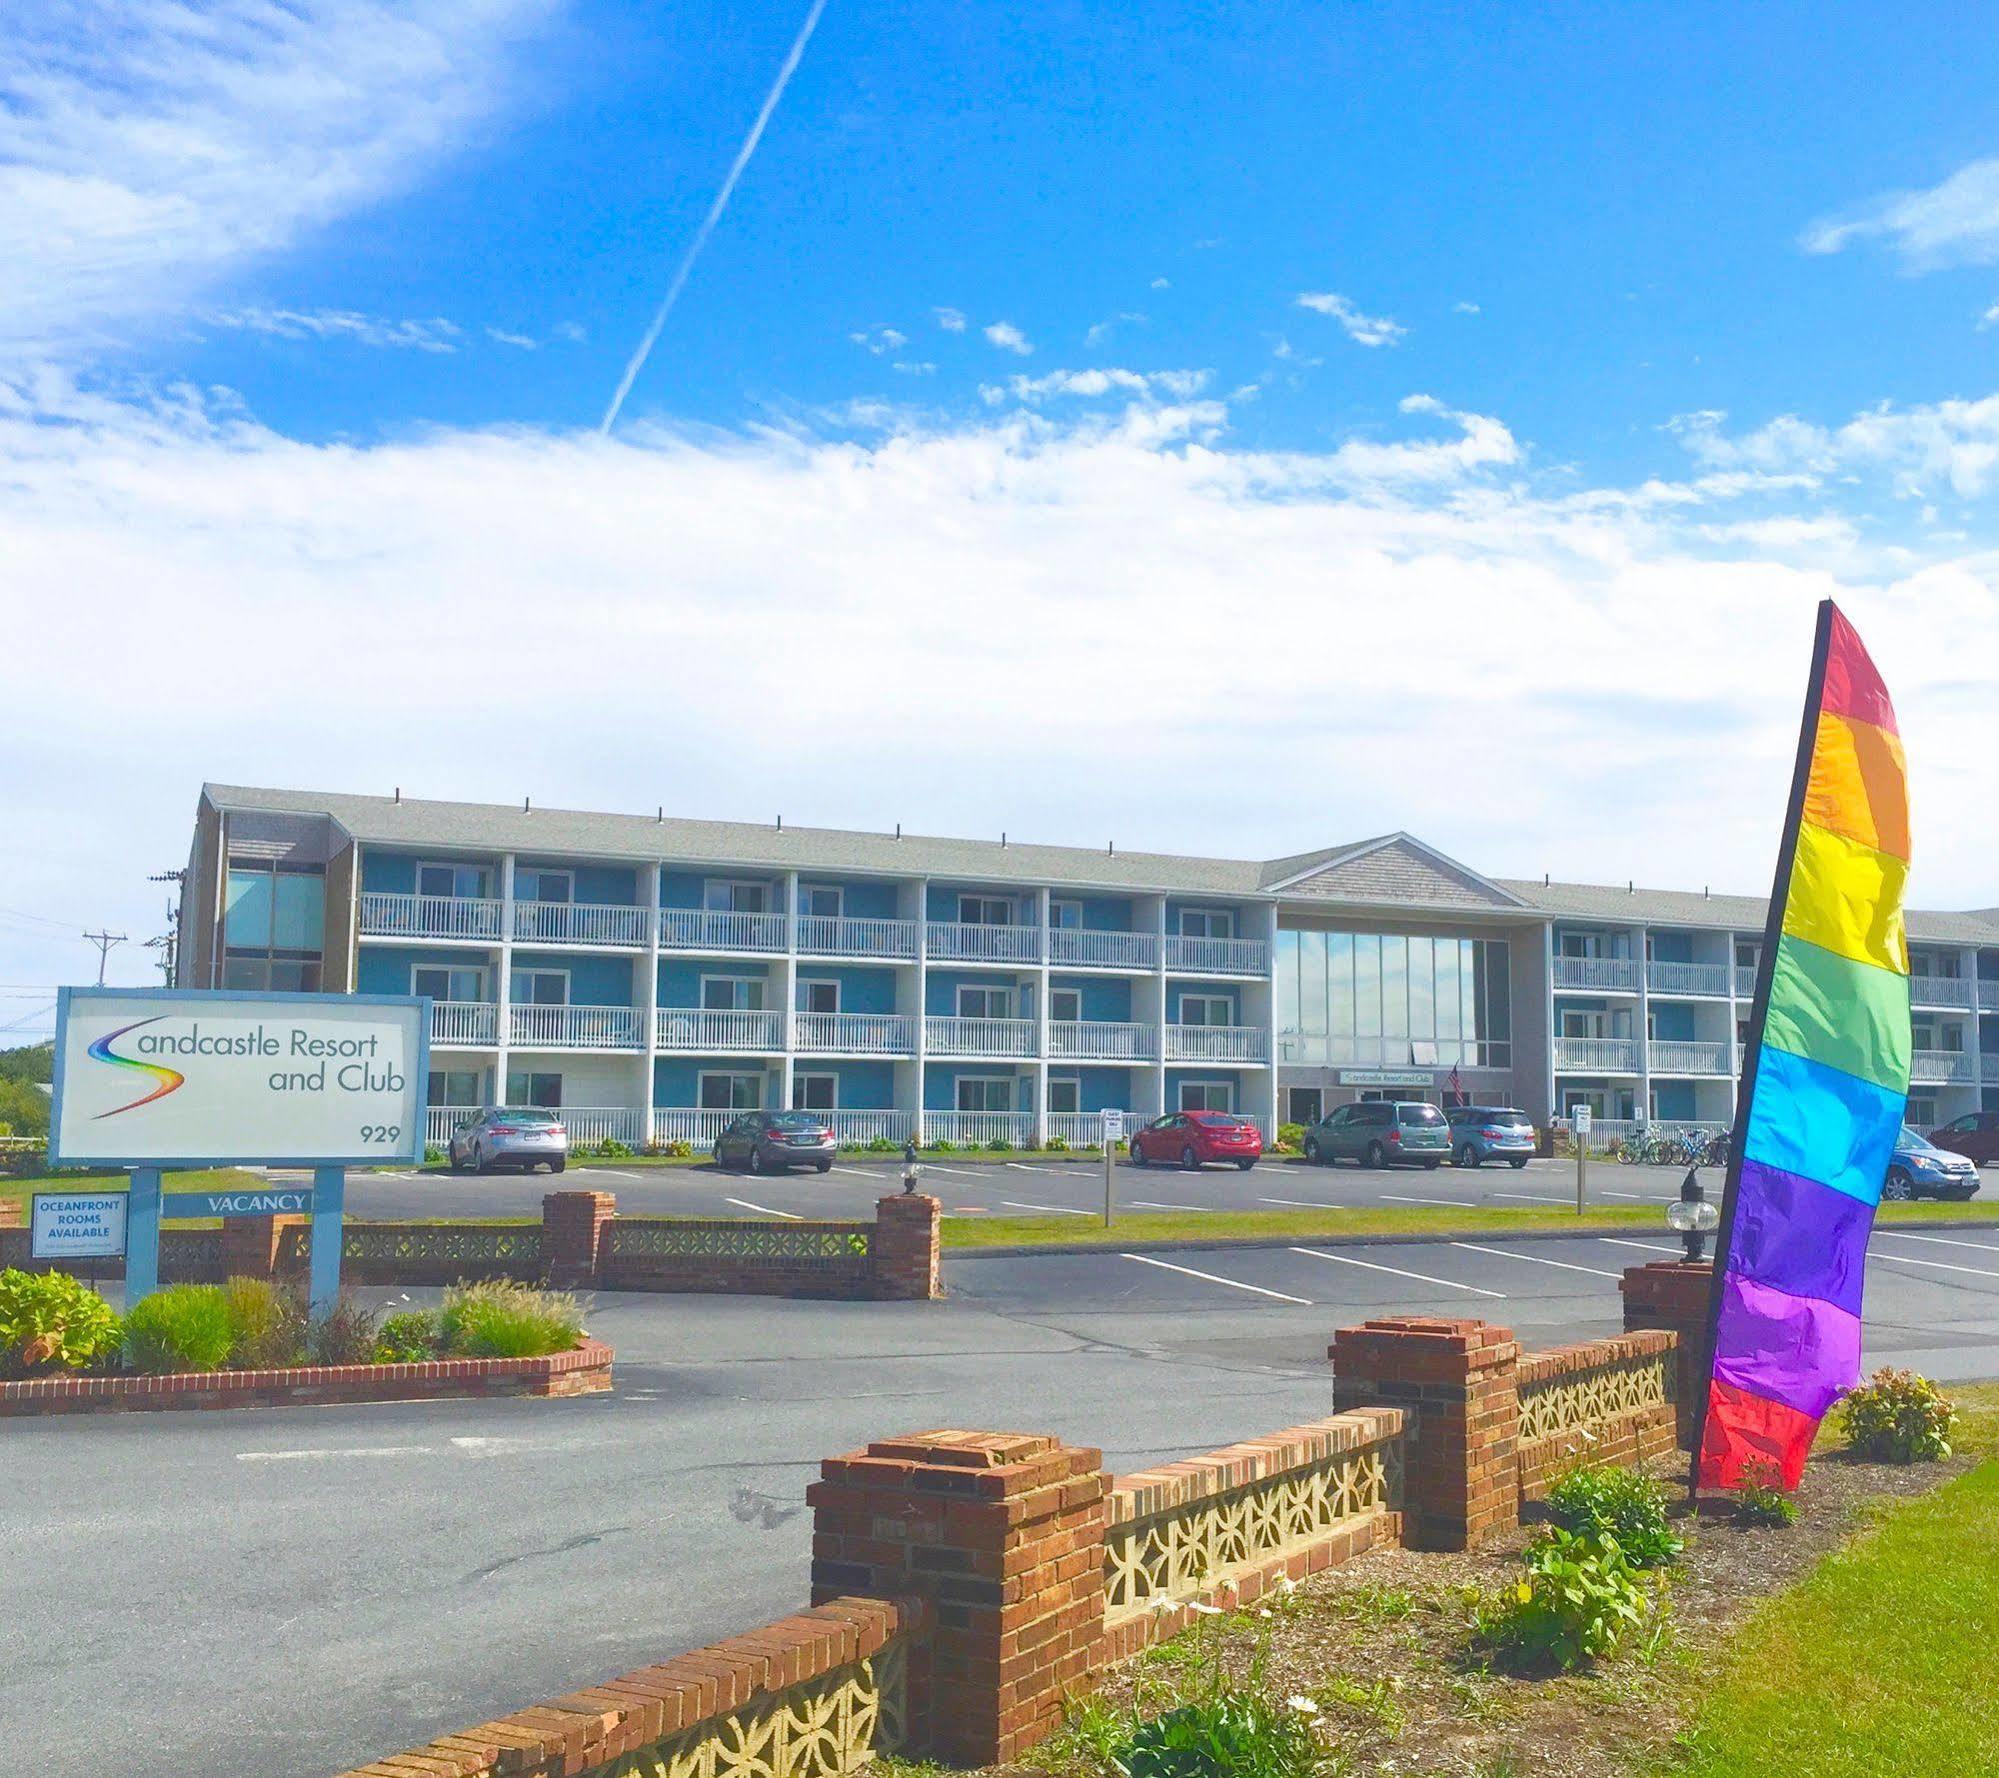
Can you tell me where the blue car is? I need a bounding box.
[1444,1105,1537,1169]
[1886,1125,1979,1201]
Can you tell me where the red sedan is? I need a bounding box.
[1129,1110,1265,1171]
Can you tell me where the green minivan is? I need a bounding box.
[1302,1101,1451,1169]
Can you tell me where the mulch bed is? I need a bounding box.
[992,1449,1975,1778]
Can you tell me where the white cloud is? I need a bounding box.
[1295,292,1406,347]
[849,325,908,356]
[891,360,935,376]
[1979,304,1999,331]
[934,307,967,332]
[1085,313,1148,347]
[1150,277,1171,290]
[1671,395,1999,499]
[208,308,463,352]
[0,0,554,360]
[983,320,1033,355]
[553,321,588,344]
[983,367,1210,405]
[1802,156,1999,268]
[1453,301,1481,316]
[485,327,538,350]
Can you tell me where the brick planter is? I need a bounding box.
[0,1337,613,1418]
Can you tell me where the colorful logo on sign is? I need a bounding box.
[88,1016,185,1119]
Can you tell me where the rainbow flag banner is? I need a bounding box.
[1699,600,1911,1491]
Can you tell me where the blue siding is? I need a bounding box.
[657,957,772,1006]
[923,1063,1031,1110]
[1652,1081,1697,1119]
[925,884,1030,921]
[1165,1067,1241,1108]
[1166,898,1249,931]
[1649,1003,1696,1040]
[789,1059,897,1107]
[513,950,635,1005]
[358,946,495,994]
[1169,983,1239,1021]
[1051,975,1131,1020]
[799,876,900,919]
[361,850,422,894]
[652,1057,779,1105]
[925,970,1032,1015]
[519,860,639,905]
[1648,930,1694,964]
[795,966,897,1014]
[1046,1066,1141,1112]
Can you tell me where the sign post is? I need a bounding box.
[1100,1109,1124,1227]
[1572,1105,1592,1214]
[49,988,427,1312]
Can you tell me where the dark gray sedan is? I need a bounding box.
[715,1110,836,1174]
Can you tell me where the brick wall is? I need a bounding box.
[1515,1329,1680,1500]
[1620,1260,1714,1450]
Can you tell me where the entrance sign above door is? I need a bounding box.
[1339,1069,1434,1087]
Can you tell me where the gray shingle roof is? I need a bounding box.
[1496,877,1999,946]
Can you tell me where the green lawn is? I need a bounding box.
[1666,1385,1999,1778]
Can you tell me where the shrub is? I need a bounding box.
[1046,1134,1070,1152]
[0,1268,122,1373]
[865,1135,899,1153]
[1730,1461,1799,1528]
[1840,1367,1957,1463]
[1473,1526,1654,1671]
[439,1279,583,1358]
[374,1308,441,1364]
[986,1137,1013,1152]
[423,1145,446,1166]
[308,1293,382,1365]
[1544,1463,1682,1568]
[1277,1122,1306,1152]
[221,1275,306,1369]
[123,1284,235,1374]
[927,1138,957,1154]
[1113,1691,1326,1778]
[648,1139,694,1159]
[590,1137,635,1159]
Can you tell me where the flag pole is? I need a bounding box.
[1688,597,1838,1502]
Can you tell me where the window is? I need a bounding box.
[1178,1080,1234,1112]
[700,1072,764,1110]
[516,868,572,904]
[704,880,768,913]
[799,883,843,918]
[505,1071,562,1107]
[702,976,766,1012]
[428,1069,482,1107]
[222,861,325,989]
[1050,988,1082,1022]
[798,979,840,1015]
[1286,1088,1323,1126]
[793,1073,837,1111]
[510,969,569,1006]
[958,895,1013,926]
[1047,1076,1080,1114]
[1179,908,1234,939]
[957,984,1015,1019]
[1179,994,1233,1027]
[418,862,492,899]
[955,1076,1014,1113]
[1906,1091,1939,1129]
[414,965,486,1003]
[1050,899,1082,930]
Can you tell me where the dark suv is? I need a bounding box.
[1302,1101,1449,1169]
[714,1110,836,1174]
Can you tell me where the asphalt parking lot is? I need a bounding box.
[8,1225,1999,1778]
[330,1151,1735,1223]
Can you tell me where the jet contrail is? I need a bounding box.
[599,0,829,434]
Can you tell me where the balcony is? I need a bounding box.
[796,914,920,960]
[1909,976,1978,1009]
[360,890,503,940]
[513,898,649,947]
[924,1015,1038,1057]
[1983,1054,1999,1084]
[1911,1049,1975,1085]
[921,1110,1035,1147]
[1647,1039,1733,1075]
[510,1004,645,1049]
[658,907,787,953]
[1163,934,1268,976]
[1645,961,1731,997]
[1048,928,1159,970]
[1980,979,1999,1012]
[1162,1024,1267,1063]
[825,1108,916,1145]
[1735,965,1758,997]
[1553,1036,1642,1073]
[1552,955,1641,993]
[1049,1020,1156,1060]
[430,1001,498,1047]
[653,1007,785,1052]
[650,1107,739,1148]
[925,920,1040,963]
[793,1012,917,1053]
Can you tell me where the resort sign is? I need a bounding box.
[51,988,428,1169]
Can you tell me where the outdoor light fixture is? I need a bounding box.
[1665,1167,1720,1262]
[902,1138,919,1195]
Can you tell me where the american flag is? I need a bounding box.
[1447,1063,1464,1106]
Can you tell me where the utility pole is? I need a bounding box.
[144,901,179,984]
[82,930,127,986]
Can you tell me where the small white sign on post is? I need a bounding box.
[1573,1106,1593,1138]
[1100,1109,1125,1144]
[1099,1110,1124,1229]
[31,1192,128,1261]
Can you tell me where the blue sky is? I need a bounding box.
[4,1,1999,1029]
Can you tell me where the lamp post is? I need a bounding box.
[1665,1166,1720,1262]
[902,1137,919,1195]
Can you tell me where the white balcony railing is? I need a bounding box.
[1552,1036,1643,1073]
[1049,1020,1156,1060]
[426,1106,473,1148]
[796,914,920,960]
[827,1108,916,1146]
[1046,1111,1116,1147]
[1979,980,1999,1012]
[1163,934,1269,976]
[921,1110,1035,1148]
[1645,961,1731,997]
[924,1016,1038,1057]
[557,1107,650,1147]
[360,891,503,940]
[510,1004,645,1049]
[1048,928,1159,970]
[1552,955,1642,993]
[1647,1039,1733,1075]
[430,1001,498,1047]
[1162,1024,1267,1062]
[653,1008,785,1052]
[658,908,787,953]
[1983,1053,1999,1084]
[1909,975,1978,1009]
[651,1108,740,1149]
[793,1012,917,1053]
[925,920,1041,963]
[1911,1049,1975,1085]
[513,899,650,947]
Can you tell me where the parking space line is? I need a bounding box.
[1119,1252,1312,1305]
[1378,1193,1465,1208]
[921,1165,992,1179]
[1600,1189,1664,1200]
[1001,1200,1094,1217]
[1258,1195,1342,1209]
[1288,1246,1504,1298]
[1878,1231,1999,1256]
[1488,1190,1571,1204]
[1872,1250,1999,1283]
[1451,1241,1622,1280]
[1598,1237,1685,1256]
[724,1197,803,1220]
[827,1166,879,1179]
[1130,1200,1216,1212]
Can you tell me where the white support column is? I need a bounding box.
[1634,922,1651,1125]
[781,870,800,1112]
[1725,928,1742,1115]
[1541,920,1557,1121]
[496,853,516,1103]
[1152,893,1170,1119]
[1034,886,1051,1146]
[643,863,662,1146]
[1254,900,1280,1138]
[911,876,930,1143]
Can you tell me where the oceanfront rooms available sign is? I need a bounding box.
[50,988,428,1168]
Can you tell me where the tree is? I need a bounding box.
[0,1042,53,1086]
[0,1076,49,1138]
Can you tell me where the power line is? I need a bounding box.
[82,930,127,986]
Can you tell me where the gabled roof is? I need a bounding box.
[1499,877,1999,946]
[1263,833,1531,911]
